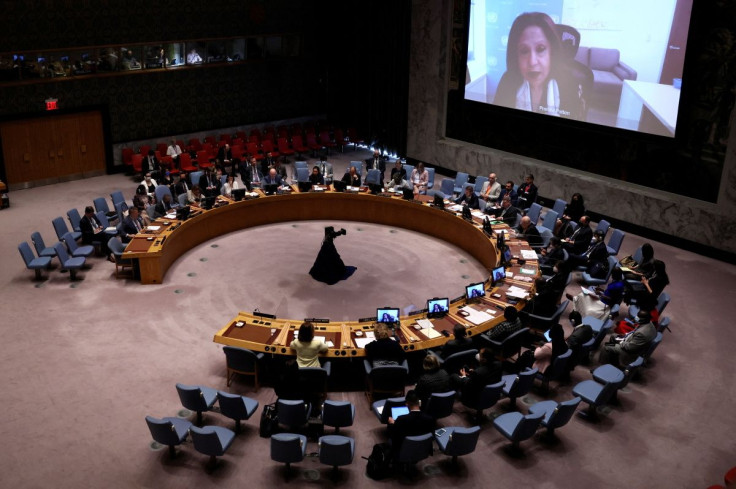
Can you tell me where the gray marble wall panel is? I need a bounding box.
[408,0,736,255]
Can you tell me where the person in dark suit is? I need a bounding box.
[516,215,542,246]
[217,143,232,168]
[79,205,113,258]
[517,174,538,209]
[567,229,609,277]
[198,168,219,197]
[365,149,387,183]
[449,348,502,406]
[388,390,435,455]
[390,159,407,181]
[153,193,176,218]
[263,168,283,186]
[173,171,190,198]
[365,323,405,367]
[242,157,263,191]
[498,180,519,207]
[141,150,159,178]
[309,166,325,185]
[562,215,592,255]
[455,185,480,209]
[121,206,144,243]
[341,166,361,187]
[489,196,520,226]
[440,324,474,359]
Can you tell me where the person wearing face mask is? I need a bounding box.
[567,229,609,278]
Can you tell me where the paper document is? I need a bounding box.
[105,226,117,232]
[416,319,434,329]
[458,307,494,325]
[506,286,529,299]
[520,249,538,260]
[421,328,443,339]
[471,210,485,218]
[146,225,161,231]
[355,337,373,349]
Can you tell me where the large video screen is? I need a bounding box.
[464,0,693,137]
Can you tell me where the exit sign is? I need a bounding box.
[45,98,58,111]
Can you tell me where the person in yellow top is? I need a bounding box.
[289,322,328,368]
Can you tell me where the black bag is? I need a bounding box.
[364,442,393,480]
[259,402,278,438]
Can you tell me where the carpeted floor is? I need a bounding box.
[1,149,735,488]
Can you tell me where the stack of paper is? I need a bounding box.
[520,249,538,260]
[458,307,495,325]
[506,286,529,299]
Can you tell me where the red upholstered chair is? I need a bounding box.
[131,154,143,174]
[161,155,179,175]
[176,139,186,151]
[276,126,289,139]
[333,128,349,152]
[235,130,247,141]
[219,133,232,144]
[247,133,260,144]
[306,133,322,156]
[261,139,279,158]
[154,150,163,161]
[291,135,309,157]
[196,150,213,169]
[122,148,134,167]
[246,142,263,160]
[156,143,168,155]
[261,131,275,143]
[319,130,336,152]
[204,136,217,146]
[188,138,202,152]
[277,138,295,158]
[347,127,365,150]
[249,128,261,140]
[179,153,196,172]
[139,144,151,156]
[201,142,214,154]
[231,145,244,161]
[232,137,244,147]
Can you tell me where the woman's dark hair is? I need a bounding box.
[504,306,518,321]
[505,12,561,80]
[549,236,561,247]
[549,323,567,357]
[641,243,655,262]
[136,184,147,195]
[611,268,623,281]
[568,310,582,326]
[571,192,584,206]
[297,322,314,343]
[653,259,669,286]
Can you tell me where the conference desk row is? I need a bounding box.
[123,184,541,357]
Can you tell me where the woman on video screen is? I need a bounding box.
[493,12,584,120]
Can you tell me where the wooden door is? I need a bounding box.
[0,110,106,188]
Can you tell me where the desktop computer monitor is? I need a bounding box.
[427,298,449,318]
[232,188,246,201]
[491,265,506,286]
[176,206,191,221]
[377,307,400,325]
[263,183,278,195]
[466,282,485,300]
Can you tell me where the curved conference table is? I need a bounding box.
[124,187,540,357]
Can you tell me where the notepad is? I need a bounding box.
[105,226,117,232]
[354,337,373,348]
[520,249,538,260]
[146,225,161,231]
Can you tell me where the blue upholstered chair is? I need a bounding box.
[108,237,134,278]
[572,378,620,419]
[371,397,406,424]
[216,391,259,432]
[223,345,263,388]
[31,231,56,258]
[154,185,173,203]
[318,435,355,477]
[322,400,355,433]
[535,349,573,392]
[437,178,454,199]
[271,433,308,470]
[296,167,310,185]
[95,211,118,237]
[539,210,558,233]
[348,161,362,175]
[501,368,538,409]
[643,332,663,364]
[528,397,581,437]
[473,175,488,197]
[581,256,619,286]
[276,399,311,430]
[596,219,611,241]
[18,242,52,280]
[175,383,217,425]
[461,380,504,421]
[657,316,671,334]
[535,227,554,250]
[527,300,570,332]
[52,242,85,280]
[403,164,414,181]
[493,411,544,451]
[434,426,481,466]
[145,415,192,456]
[606,229,626,255]
[396,433,434,466]
[299,364,332,403]
[452,172,469,195]
[62,232,94,258]
[424,391,456,420]
[525,202,542,225]
[66,208,83,233]
[438,349,477,375]
[365,168,382,188]
[53,216,81,242]
[364,360,408,402]
[580,320,614,362]
[189,171,203,188]
[93,196,118,222]
[552,198,567,216]
[424,167,435,192]
[110,190,126,210]
[189,425,236,468]
[481,327,529,362]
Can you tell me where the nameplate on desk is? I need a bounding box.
[359,316,377,323]
[253,311,277,319]
[305,318,330,323]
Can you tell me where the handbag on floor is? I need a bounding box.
[259,402,278,438]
